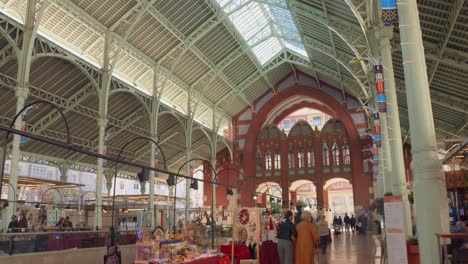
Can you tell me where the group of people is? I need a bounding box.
[276,207,331,264]
[450,220,468,263]
[332,214,357,234]
[56,216,73,229]
[7,214,28,232]
[8,215,73,232]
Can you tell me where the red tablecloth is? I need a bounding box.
[219,245,251,264]
[259,241,279,264]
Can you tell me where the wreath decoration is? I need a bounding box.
[239,209,249,225]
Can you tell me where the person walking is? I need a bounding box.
[361,213,369,235]
[295,211,319,264]
[317,214,330,255]
[344,213,351,234]
[337,216,343,233]
[7,215,19,232]
[350,215,356,232]
[277,210,296,264]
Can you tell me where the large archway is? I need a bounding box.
[234,72,372,209]
[323,178,355,221]
[256,182,282,209]
[290,179,318,218]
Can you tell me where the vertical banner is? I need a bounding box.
[384,196,408,264]
[381,0,398,26]
[374,65,387,113]
[373,112,382,148]
[20,106,36,144]
[373,143,379,179]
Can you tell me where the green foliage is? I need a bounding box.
[408,237,418,245]
[384,192,393,196]
[370,198,384,218]
[269,202,282,214]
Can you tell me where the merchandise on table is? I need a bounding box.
[134,223,221,264]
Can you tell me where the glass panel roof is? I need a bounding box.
[216,0,308,65]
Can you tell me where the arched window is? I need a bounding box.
[322,143,329,166]
[297,148,304,168]
[307,144,314,167]
[288,147,295,169]
[274,153,281,169]
[265,151,272,170]
[332,142,340,166]
[256,151,263,171]
[342,143,350,165]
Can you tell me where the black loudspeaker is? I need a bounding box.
[226,187,233,196]
[190,179,198,190]
[166,174,175,186]
[137,168,149,182]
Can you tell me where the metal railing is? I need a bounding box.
[0,229,137,256]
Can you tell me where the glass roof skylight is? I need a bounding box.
[216,0,308,65]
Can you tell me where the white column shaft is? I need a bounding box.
[397,1,449,262]
[379,28,412,236]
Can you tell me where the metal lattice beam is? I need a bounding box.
[50,0,232,123]
[428,0,465,85]
[142,2,254,109]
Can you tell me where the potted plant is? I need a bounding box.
[407,237,420,264]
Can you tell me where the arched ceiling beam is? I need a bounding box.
[285,0,368,75]
[342,0,370,49]
[320,0,346,100]
[51,0,232,125]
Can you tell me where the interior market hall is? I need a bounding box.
[0,0,466,263]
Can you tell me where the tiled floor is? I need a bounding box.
[315,232,375,263]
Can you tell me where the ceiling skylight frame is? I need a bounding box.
[215,0,308,66]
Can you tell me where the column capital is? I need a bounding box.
[97,117,107,128]
[375,26,394,42]
[15,86,29,99]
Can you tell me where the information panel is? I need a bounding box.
[384,196,408,264]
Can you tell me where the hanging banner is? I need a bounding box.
[233,207,261,245]
[20,106,36,144]
[374,65,387,113]
[373,113,382,148]
[381,0,398,26]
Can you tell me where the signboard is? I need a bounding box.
[384,196,408,264]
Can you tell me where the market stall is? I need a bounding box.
[133,223,223,264]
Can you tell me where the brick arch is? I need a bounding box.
[242,85,370,208]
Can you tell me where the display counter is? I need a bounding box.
[148,254,221,264]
